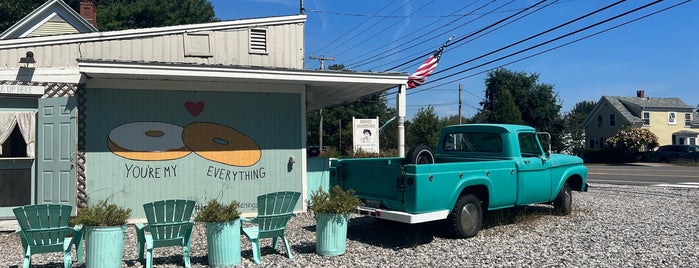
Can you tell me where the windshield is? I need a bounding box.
[442,132,502,153]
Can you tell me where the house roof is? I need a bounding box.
[582,95,694,127]
[77,59,408,111]
[0,0,97,40]
[1,14,306,49]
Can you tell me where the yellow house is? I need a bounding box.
[583,90,698,149]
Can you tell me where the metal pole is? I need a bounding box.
[397,85,406,157]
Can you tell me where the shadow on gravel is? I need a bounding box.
[310,205,561,250]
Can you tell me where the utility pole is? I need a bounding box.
[300,0,305,14]
[308,55,335,70]
[458,84,463,124]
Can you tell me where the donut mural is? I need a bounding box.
[182,122,261,166]
[107,122,191,161]
[107,121,262,167]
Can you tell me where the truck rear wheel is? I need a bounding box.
[404,145,435,165]
[451,194,482,238]
[553,182,572,215]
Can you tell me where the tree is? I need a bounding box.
[605,126,659,152]
[407,106,442,149]
[97,0,217,31]
[0,0,217,33]
[491,89,524,124]
[306,93,396,156]
[562,100,596,155]
[481,68,564,151]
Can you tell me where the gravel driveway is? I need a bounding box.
[2,183,697,267]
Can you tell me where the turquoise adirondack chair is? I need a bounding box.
[241,191,301,264]
[135,199,196,268]
[13,204,84,268]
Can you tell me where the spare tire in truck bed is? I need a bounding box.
[404,145,435,165]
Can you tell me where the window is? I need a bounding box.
[609,114,616,127]
[249,28,268,54]
[690,138,696,145]
[597,115,603,127]
[0,125,27,157]
[668,112,676,125]
[685,113,691,127]
[643,112,650,125]
[518,133,542,157]
[589,139,596,148]
[442,132,502,153]
[599,137,606,148]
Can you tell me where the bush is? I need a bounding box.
[309,186,362,214]
[71,200,132,226]
[194,199,241,223]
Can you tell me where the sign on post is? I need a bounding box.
[353,117,379,154]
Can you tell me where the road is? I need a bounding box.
[585,163,699,188]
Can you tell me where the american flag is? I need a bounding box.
[407,36,453,89]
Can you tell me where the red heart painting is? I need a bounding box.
[184,101,205,117]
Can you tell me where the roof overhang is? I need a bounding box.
[77,60,408,111]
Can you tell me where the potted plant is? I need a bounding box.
[309,185,362,256]
[194,199,242,267]
[70,199,132,268]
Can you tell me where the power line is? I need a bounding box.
[344,0,495,69]
[384,0,547,71]
[409,0,688,96]
[423,0,666,87]
[310,0,399,56]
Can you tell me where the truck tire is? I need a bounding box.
[451,194,482,238]
[404,145,435,165]
[553,182,572,215]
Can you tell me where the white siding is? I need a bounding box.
[0,19,304,69]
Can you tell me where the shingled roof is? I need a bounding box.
[583,93,694,127]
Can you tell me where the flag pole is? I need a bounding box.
[397,84,406,157]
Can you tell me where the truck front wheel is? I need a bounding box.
[451,194,482,238]
[553,182,572,215]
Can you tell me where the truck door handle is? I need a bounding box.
[523,160,530,164]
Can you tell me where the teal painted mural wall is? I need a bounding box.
[85,88,303,218]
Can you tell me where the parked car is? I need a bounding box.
[654,145,699,163]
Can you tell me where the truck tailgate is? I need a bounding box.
[332,158,405,211]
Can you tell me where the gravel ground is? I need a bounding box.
[2,183,697,268]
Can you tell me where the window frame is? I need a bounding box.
[668,112,676,125]
[609,114,616,127]
[642,111,650,126]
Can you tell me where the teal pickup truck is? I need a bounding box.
[329,124,588,238]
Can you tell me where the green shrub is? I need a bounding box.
[71,200,132,226]
[194,199,241,223]
[309,186,362,214]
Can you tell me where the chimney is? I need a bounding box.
[636,90,645,98]
[80,0,98,29]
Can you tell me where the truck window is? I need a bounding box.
[519,133,542,157]
[442,132,502,153]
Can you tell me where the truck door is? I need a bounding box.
[515,132,551,205]
[36,97,77,213]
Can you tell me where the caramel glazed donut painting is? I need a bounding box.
[107,121,261,167]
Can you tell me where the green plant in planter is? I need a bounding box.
[309,186,362,215]
[310,186,363,257]
[194,199,241,223]
[195,199,242,267]
[70,199,132,268]
[71,199,132,227]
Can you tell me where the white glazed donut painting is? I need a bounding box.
[107,122,191,161]
[107,120,262,166]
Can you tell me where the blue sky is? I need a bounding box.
[210,0,698,119]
